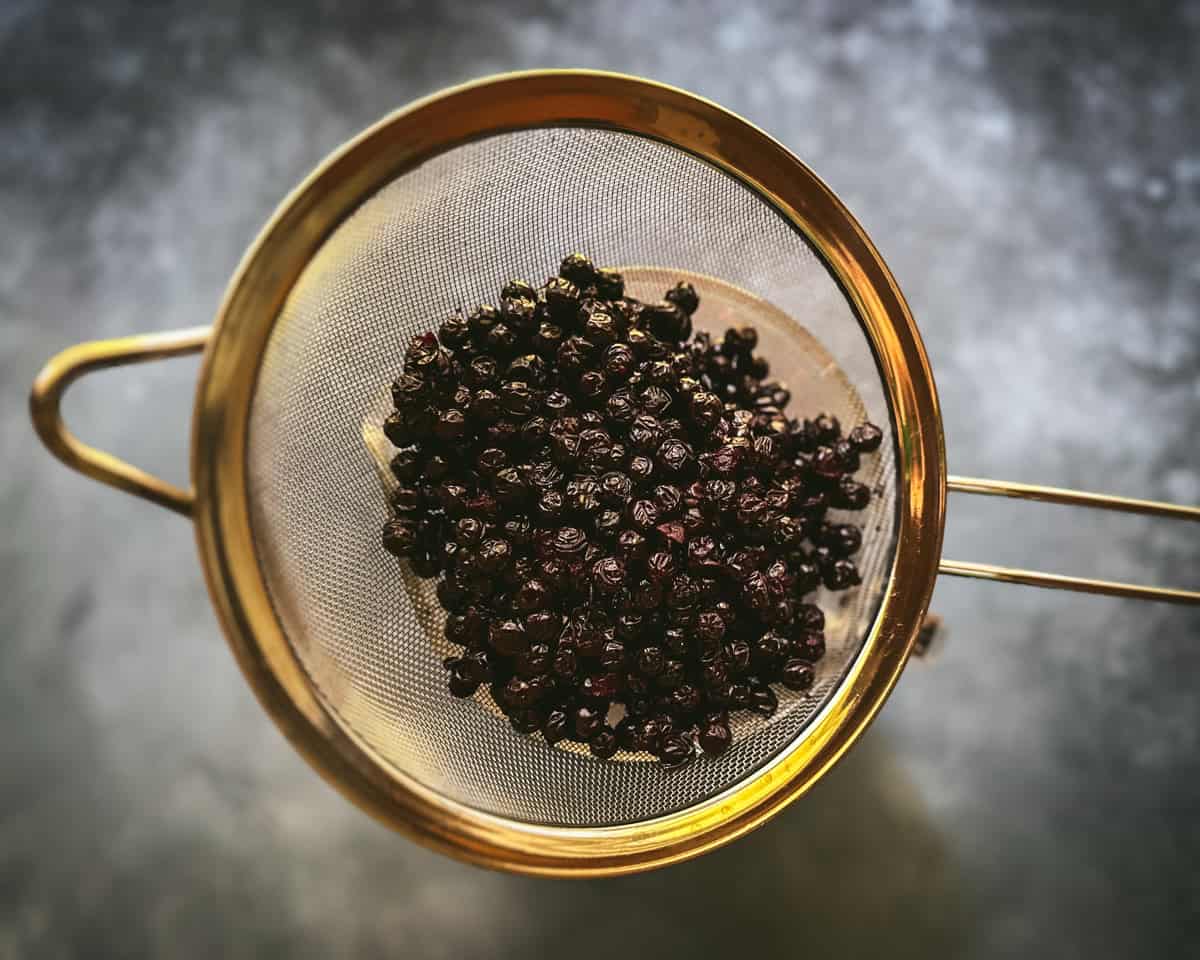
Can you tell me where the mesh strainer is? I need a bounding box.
[30,71,1200,876]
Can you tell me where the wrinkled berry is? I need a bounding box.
[574,704,604,740]
[542,708,570,744]
[589,726,619,759]
[781,658,815,691]
[699,719,732,756]
[849,421,884,452]
[490,619,527,656]
[658,735,693,769]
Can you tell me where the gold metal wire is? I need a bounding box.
[29,327,209,516]
[941,476,1200,604]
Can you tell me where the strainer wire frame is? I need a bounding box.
[28,70,1200,876]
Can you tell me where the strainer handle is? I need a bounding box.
[939,475,1200,604]
[29,327,210,517]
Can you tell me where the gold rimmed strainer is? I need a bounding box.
[29,71,1200,876]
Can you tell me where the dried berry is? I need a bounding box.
[823,558,861,590]
[698,719,732,756]
[637,644,666,676]
[603,343,636,380]
[573,704,604,740]
[486,323,517,355]
[551,645,578,679]
[554,526,588,556]
[835,476,872,510]
[389,449,422,483]
[577,370,609,405]
[542,708,570,744]
[658,735,693,769]
[640,384,673,415]
[669,683,702,715]
[813,413,841,444]
[438,313,471,350]
[796,603,825,632]
[557,336,594,375]
[594,268,624,299]
[658,658,686,689]
[628,415,664,452]
[655,438,694,476]
[514,579,551,614]
[381,518,420,557]
[832,438,860,473]
[793,630,826,663]
[592,556,626,593]
[448,663,480,698]
[781,658,815,691]
[600,639,626,670]
[849,421,884,452]
[627,455,654,482]
[646,301,691,342]
[581,672,620,701]
[748,682,778,717]
[445,608,485,647]
[754,630,789,665]
[463,355,498,389]
[589,727,619,759]
[629,498,661,532]
[477,538,513,575]
[665,281,699,315]
[503,676,536,709]
[695,610,727,645]
[502,279,538,302]
[490,619,528,657]
[509,708,543,734]
[593,509,623,539]
[615,716,646,752]
[631,577,663,611]
[559,253,596,287]
[605,390,637,425]
[819,523,863,557]
[811,446,842,478]
[534,322,564,358]
[543,276,581,320]
[471,389,501,423]
[583,311,618,347]
[725,638,752,674]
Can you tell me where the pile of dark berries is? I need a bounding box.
[380,254,883,768]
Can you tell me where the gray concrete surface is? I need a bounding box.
[3,1,1199,956]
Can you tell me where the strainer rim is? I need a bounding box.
[189,68,946,876]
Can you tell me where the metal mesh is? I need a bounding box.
[246,127,898,828]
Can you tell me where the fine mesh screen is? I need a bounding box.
[246,127,898,828]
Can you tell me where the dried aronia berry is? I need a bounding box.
[559,252,596,287]
[629,498,661,532]
[665,281,699,315]
[781,659,815,692]
[698,719,732,756]
[542,708,570,744]
[573,704,604,740]
[658,735,694,769]
[592,556,626,593]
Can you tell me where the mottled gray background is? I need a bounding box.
[3,0,1199,957]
